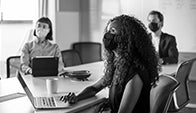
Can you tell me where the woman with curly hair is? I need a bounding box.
[60,14,160,113]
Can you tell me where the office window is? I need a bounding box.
[0,0,37,21]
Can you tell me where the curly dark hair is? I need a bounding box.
[102,15,159,88]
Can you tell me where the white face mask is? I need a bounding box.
[35,22,50,40]
[36,29,49,38]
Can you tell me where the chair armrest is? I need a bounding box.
[159,72,176,77]
[169,72,176,77]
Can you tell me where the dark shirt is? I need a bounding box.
[150,32,179,64]
[109,66,151,113]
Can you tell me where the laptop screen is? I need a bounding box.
[31,56,59,77]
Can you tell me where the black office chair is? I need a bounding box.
[150,75,179,113]
[61,49,82,67]
[72,42,102,64]
[168,58,196,112]
[6,55,21,78]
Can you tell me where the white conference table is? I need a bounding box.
[0,61,107,113]
[0,61,178,113]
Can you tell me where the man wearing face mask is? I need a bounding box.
[147,10,179,65]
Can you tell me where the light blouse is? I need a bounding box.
[20,39,64,74]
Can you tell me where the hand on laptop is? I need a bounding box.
[25,67,32,74]
[60,92,78,104]
[58,71,70,77]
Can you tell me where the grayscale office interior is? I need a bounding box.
[0,0,196,113]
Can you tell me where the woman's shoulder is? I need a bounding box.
[130,67,151,86]
[23,40,34,47]
[125,67,138,82]
[47,41,61,51]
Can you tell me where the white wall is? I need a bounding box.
[157,0,196,52]
[56,12,80,50]
[128,0,196,52]
[87,0,196,52]
[0,23,33,78]
[55,0,80,50]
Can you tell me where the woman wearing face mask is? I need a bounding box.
[20,17,64,74]
[60,15,160,113]
[147,10,179,65]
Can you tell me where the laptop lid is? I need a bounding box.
[17,72,71,109]
[17,72,36,109]
[17,72,107,110]
[31,56,58,77]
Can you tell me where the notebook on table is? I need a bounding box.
[31,56,58,77]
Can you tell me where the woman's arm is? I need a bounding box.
[76,77,106,101]
[61,77,107,104]
[118,74,143,113]
[20,43,32,74]
[54,44,64,73]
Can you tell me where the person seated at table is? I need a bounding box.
[60,15,160,113]
[20,17,64,74]
[147,10,179,65]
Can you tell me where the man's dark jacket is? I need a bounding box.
[150,32,179,64]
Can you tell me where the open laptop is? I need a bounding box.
[17,72,71,109]
[31,56,58,77]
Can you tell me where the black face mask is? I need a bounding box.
[103,32,118,51]
[148,22,159,32]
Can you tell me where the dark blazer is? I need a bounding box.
[150,32,179,64]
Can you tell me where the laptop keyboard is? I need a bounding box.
[35,97,56,107]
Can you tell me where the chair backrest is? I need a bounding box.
[61,49,82,67]
[168,58,196,112]
[6,56,21,78]
[72,42,102,64]
[150,75,179,113]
